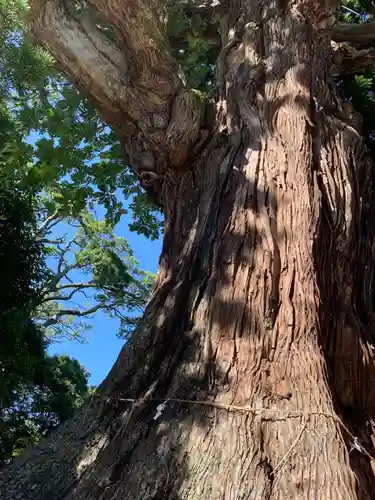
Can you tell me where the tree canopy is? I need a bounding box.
[0,181,90,465]
[0,187,46,409]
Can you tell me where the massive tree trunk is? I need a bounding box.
[3,0,375,498]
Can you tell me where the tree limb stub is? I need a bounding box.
[29,0,204,179]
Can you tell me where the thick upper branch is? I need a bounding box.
[331,22,375,46]
[29,0,204,177]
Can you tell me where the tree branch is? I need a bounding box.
[40,239,66,245]
[40,279,147,309]
[40,283,98,303]
[331,22,375,46]
[36,210,60,236]
[43,303,106,328]
[54,282,148,302]
[29,0,204,178]
[39,289,78,303]
[54,283,99,291]
[325,23,375,74]
[55,239,77,278]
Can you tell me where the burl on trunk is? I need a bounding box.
[2,0,375,498]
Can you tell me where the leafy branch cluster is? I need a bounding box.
[37,212,154,341]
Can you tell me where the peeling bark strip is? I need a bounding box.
[4,0,375,499]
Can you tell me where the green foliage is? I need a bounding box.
[0,0,161,237]
[0,1,158,345]
[0,165,90,466]
[75,214,135,289]
[341,0,370,21]
[339,73,375,154]
[166,3,218,93]
[0,182,90,466]
[32,355,89,422]
[35,211,155,341]
[0,2,148,465]
[0,188,47,409]
[0,355,89,465]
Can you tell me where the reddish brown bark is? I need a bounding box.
[2,0,375,498]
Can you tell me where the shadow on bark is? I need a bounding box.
[4,52,375,498]
[1,157,279,498]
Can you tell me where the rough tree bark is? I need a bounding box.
[2,0,375,498]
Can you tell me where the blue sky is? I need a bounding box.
[48,210,162,386]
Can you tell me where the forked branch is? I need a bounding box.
[29,0,204,178]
